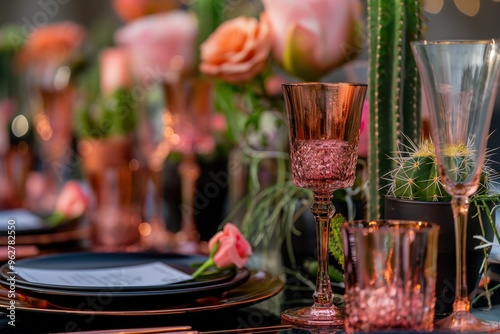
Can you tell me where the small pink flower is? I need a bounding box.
[265,74,287,97]
[192,223,252,278]
[54,181,89,219]
[210,113,227,132]
[99,47,132,96]
[208,223,253,269]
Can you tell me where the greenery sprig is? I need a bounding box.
[471,193,500,309]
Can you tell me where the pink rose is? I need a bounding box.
[208,223,253,268]
[99,47,132,96]
[199,14,272,84]
[114,10,198,84]
[191,223,252,278]
[265,74,287,97]
[262,0,363,81]
[54,181,89,219]
[112,0,180,22]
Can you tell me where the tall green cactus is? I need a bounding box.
[367,0,424,219]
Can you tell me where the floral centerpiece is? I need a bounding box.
[195,0,364,282]
[97,0,365,256]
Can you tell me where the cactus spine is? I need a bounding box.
[367,0,424,218]
[390,141,452,202]
[388,141,489,202]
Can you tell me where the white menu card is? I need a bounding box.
[16,262,193,287]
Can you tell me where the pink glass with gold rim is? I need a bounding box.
[282,82,367,328]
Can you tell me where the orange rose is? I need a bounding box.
[113,0,180,22]
[18,21,86,67]
[199,15,272,84]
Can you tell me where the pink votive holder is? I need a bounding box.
[342,220,439,333]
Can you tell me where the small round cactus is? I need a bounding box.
[387,140,489,202]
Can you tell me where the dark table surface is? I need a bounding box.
[3,280,500,334]
[2,250,500,334]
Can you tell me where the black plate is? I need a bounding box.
[0,270,283,332]
[0,269,250,310]
[0,209,79,236]
[0,252,237,292]
[0,253,250,311]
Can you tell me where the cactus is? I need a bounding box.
[367,0,424,218]
[387,140,490,202]
[389,141,451,201]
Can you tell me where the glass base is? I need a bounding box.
[435,311,500,332]
[281,305,345,329]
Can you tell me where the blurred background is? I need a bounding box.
[1,0,500,253]
[1,0,499,154]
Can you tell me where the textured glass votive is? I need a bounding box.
[342,220,439,333]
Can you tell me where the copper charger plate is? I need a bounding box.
[0,270,283,318]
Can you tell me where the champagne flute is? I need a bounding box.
[412,39,500,332]
[282,82,367,327]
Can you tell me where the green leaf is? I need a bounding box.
[329,213,346,269]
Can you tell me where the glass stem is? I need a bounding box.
[178,153,201,242]
[310,192,335,308]
[151,167,163,229]
[451,195,471,312]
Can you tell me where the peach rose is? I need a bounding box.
[112,0,180,22]
[208,223,253,268]
[18,21,86,67]
[99,47,132,96]
[199,14,272,84]
[115,10,198,84]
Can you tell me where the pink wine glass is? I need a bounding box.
[282,82,367,328]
